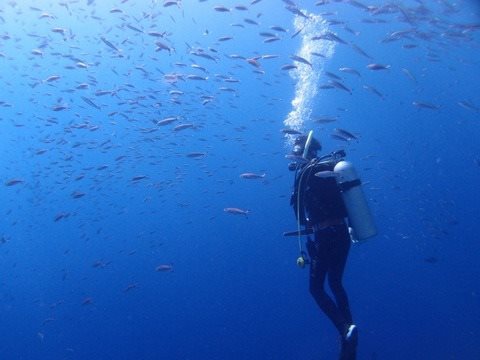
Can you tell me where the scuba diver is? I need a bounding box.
[287,130,375,360]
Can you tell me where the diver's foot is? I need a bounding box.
[345,324,358,343]
[339,324,358,360]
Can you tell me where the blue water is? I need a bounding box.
[1,1,480,359]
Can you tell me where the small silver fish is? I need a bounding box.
[224,207,249,216]
[367,63,391,70]
[315,171,336,178]
[412,101,440,110]
[290,55,312,67]
[239,172,266,179]
[155,264,173,272]
[186,152,206,158]
[281,128,302,135]
[339,67,361,77]
[5,178,24,186]
[173,124,194,131]
[334,128,358,140]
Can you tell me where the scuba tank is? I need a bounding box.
[334,161,377,241]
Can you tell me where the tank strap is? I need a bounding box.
[339,179,361,192]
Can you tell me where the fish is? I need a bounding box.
[319,83,335,90]
[261,54,279,59]
[219,87,236,93]
[156,117,178,126]
[213,5,230,12]
[333,128,358,141]
[95,90,114,96]
[224,207,249,216]
[290,55,312,67]
[52,104,68,111]
[82,297,93,305]
[285,5,309,19]
[331,134,350,142]
[315,170,336,178]
[100,37,121,53]
[155,40,173,54]
[81,96,101,110]
[401,68,416,83]
[173,124,194,131]
[132,175,148,181]
[54,212,70,222]
[281,64,297,71]
[126,24,143,33]
[246,57,261,68]
[325,71,342,80]
[330,80,352,94]
[44,75,61,82]
[313,116,337,123]
[339,67,361,77]
[457,100,479,112]
[148,31,166,37]
[5,178,24,186]
[350,44,373,59]
[155,264,173,272]
[224,78,240,83]
[244,18,259,25]
[412,101,440,110]
[164,0,181,7]
[271,26,287,32]
[363,85,384,99]
[281,128,302,135]
[186,152,206,158]
[187,74,208,81]
[264,36,280,43]
[52,27,67,35]
[312,31,347,44]
[190,49,217,62]
[239,172,266,179]
[191,64,207,72]
[71,191,85,199]
[291,27,304,39]
[124,283,138,292]
[259,32,276,37]
[367,63,391,70]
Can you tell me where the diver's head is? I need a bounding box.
[291,133,322,160]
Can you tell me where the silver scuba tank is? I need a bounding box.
[334,160,377,241]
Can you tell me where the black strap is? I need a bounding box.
[339,179,361,192]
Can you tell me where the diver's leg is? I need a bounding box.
[308,236,348,335]
[339,339,357,360]
[326,225,357,360]
[327,225,353,327]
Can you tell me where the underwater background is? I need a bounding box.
[1,0,480,359]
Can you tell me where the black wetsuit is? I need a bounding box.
[291,157,357,359]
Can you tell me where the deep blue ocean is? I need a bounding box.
[1,1,479,359]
